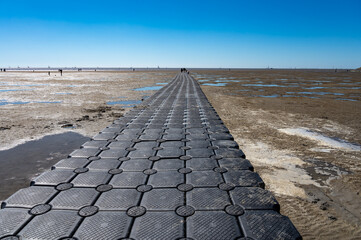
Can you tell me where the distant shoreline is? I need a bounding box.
[0,67,355,72]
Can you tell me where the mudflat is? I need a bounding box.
[0,69,360,239]
[0,71,176,200]
[196,69,361,239]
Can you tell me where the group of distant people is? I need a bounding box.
[0,69,5,72]
[180,68,189,74]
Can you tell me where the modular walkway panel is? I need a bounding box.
[0,72,302,240]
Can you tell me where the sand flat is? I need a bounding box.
[0,71,176,150]
[198,69,361,239]
[0,70,176,200]
[1,69,360,238]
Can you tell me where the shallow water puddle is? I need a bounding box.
[214,80,241,83]
[304,86,327,90]
[202,83,228,86]
[133,86,163,91]
[335,98,358,102]
[339,82,361,85]
[0,89,34,92]
[0,100,30,105]
[333,87,361,90]
[279,128,361,151]
[242,84,285,87]
[286,91,344,96]
[0,132,89,200]
[254,94,279,98]
[107,100,142,107]
[0,100,62,106]
[300,95,320,99]
[107,100,141,105]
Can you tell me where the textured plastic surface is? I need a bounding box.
[0,72,301,240]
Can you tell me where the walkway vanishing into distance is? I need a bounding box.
[0,72,301,239]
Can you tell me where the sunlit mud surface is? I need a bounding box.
[0,70,176,201]
[0,71,176,151]
[1,69,360,239]
[197,69,361,239]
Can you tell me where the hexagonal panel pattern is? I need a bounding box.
[0,72,301,239]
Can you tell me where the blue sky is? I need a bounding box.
[1,0,360,68]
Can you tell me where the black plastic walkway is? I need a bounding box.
[0,73,301,240]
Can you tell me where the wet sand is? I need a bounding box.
[1,69,360,239]
[0,71,176,149]
[196,69,361,239]
[0,71,176,200]
[0,132,88,201]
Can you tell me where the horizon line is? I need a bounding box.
[0,67,358,70]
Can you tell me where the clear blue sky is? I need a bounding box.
[1,0,360,68]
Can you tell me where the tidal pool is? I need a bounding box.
[133,86,163,91]
[107,100,142,106]
[0,132,89,200]
[202,83,227,87]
